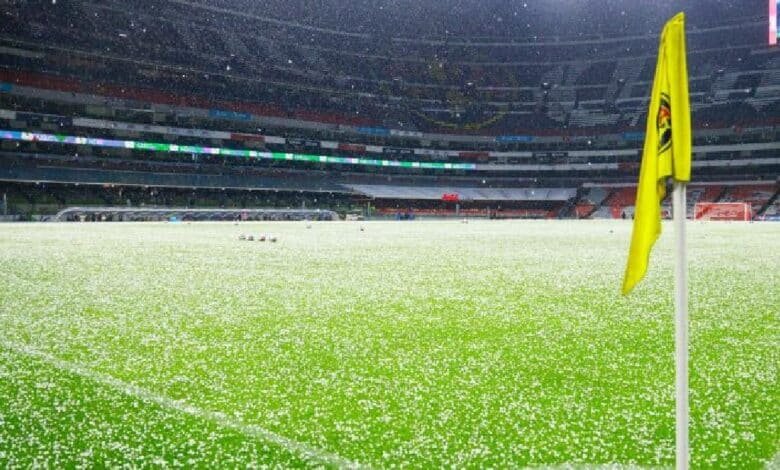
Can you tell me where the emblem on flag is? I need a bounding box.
[657,92,672,155]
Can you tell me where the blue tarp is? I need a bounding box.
[622,132,645,141]
[357,126,390,136]
[208,109,251,121]
[495,135,534,143]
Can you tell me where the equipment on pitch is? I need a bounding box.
[693,202,752,221]
[622,13,693,470]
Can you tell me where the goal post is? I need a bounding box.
[693,202,752,221]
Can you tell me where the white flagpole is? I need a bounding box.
[673,181,689,470]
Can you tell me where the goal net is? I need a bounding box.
[693,202,752,221]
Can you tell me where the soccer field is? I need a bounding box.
[0,220,777,468]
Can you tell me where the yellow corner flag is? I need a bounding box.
[622,12,692,295]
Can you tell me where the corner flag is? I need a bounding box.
[622,12,692,295]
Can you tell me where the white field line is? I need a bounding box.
[0,340,363,469]
[2,340,774,469]
[767,450,780,469]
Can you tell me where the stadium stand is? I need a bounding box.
[720,183,778,215]
[577,182,780,220]
[346,186,575,201]
[0,1,777,220]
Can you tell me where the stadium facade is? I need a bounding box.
[0,0,777,221]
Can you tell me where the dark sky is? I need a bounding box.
[211,0,767,39]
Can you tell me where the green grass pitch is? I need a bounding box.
[0,220,777,468]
